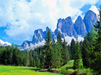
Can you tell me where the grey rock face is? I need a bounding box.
[21,27,56,49]
[32,29,44,44]
[83,10,97,32]
[74,16,87,37]
[44,27,56,39]
[21,41,31,49]
[55,16,77,37]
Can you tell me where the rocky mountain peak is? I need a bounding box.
[77,16,82,21]
[83,10,97,32]
[65,16,72,25]
[57,18,63,29]
[74,16,87,37]
[32,29,44,44]
[46,26,51,33]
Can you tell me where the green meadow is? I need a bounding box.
[0,60,94,75]
[0,65,62,75]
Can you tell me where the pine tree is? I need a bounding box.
[51,39,59,68]
[41,49,46,68]
[29,50,33,66]
[73,39,80,75]
[33,59,36,67]
[1,47,6,64]
[81,28,97,68]
[89,6,101,74]
[13,47,20,66]
[2,50,8,65]
[57,31,63,67]
[25,50,29,66]
[82,36,90,68]
[36,57,40,67]
[19,51,23,66]
[70,39,76,59]
[62,39,68,65]
[44,30,52,70]
[7,46,13,65]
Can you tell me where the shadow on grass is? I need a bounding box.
[15,68,40,71]
[67,67,73,69]
[15,68,61,74]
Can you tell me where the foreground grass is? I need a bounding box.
[0,65,62,75]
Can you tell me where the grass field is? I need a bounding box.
[0,65,62,75]
[0,60,93,75]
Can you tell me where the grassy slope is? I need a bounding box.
[60,60,93,75]
[0,65,62,75]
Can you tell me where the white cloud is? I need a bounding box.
[0,39,11,46]
[64,36,84,45]
[0,0,99,41]
[89,5,99,15]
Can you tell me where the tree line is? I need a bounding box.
[0,31,69,69]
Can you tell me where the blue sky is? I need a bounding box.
[0,0,100,45]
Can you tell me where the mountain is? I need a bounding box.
[74,16,87,37]
[55,17,77,38]
[0,39,11,46]
[19,10,97,50]
[20,27,56,50]
[83,10,97,32]
[32,29,44,44]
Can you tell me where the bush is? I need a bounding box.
[60,66,66,74]
[60,66,70,75]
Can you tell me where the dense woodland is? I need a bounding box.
[0,6,101,75]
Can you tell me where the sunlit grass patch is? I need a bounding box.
[0,65,62,75]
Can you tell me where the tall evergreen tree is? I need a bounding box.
[7,46,13,65]
[25,50,29,66]
[82,28,97,68]
[73,39,80,71]
[89,6,101,74]
[41,48,46,68]
[57,31,63,67]
[51,39,59,68]
[62,39,68,65]
[35,57,40,67]
[2,50,8,65]
[29,50,33,66]
[44,30,52,70]
[82,36,90,68]
[1,47,6,64]
[19,51,23,66]
[70,39,76,59]
[13,47,20,66]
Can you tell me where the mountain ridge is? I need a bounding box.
[18,10,97,50]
